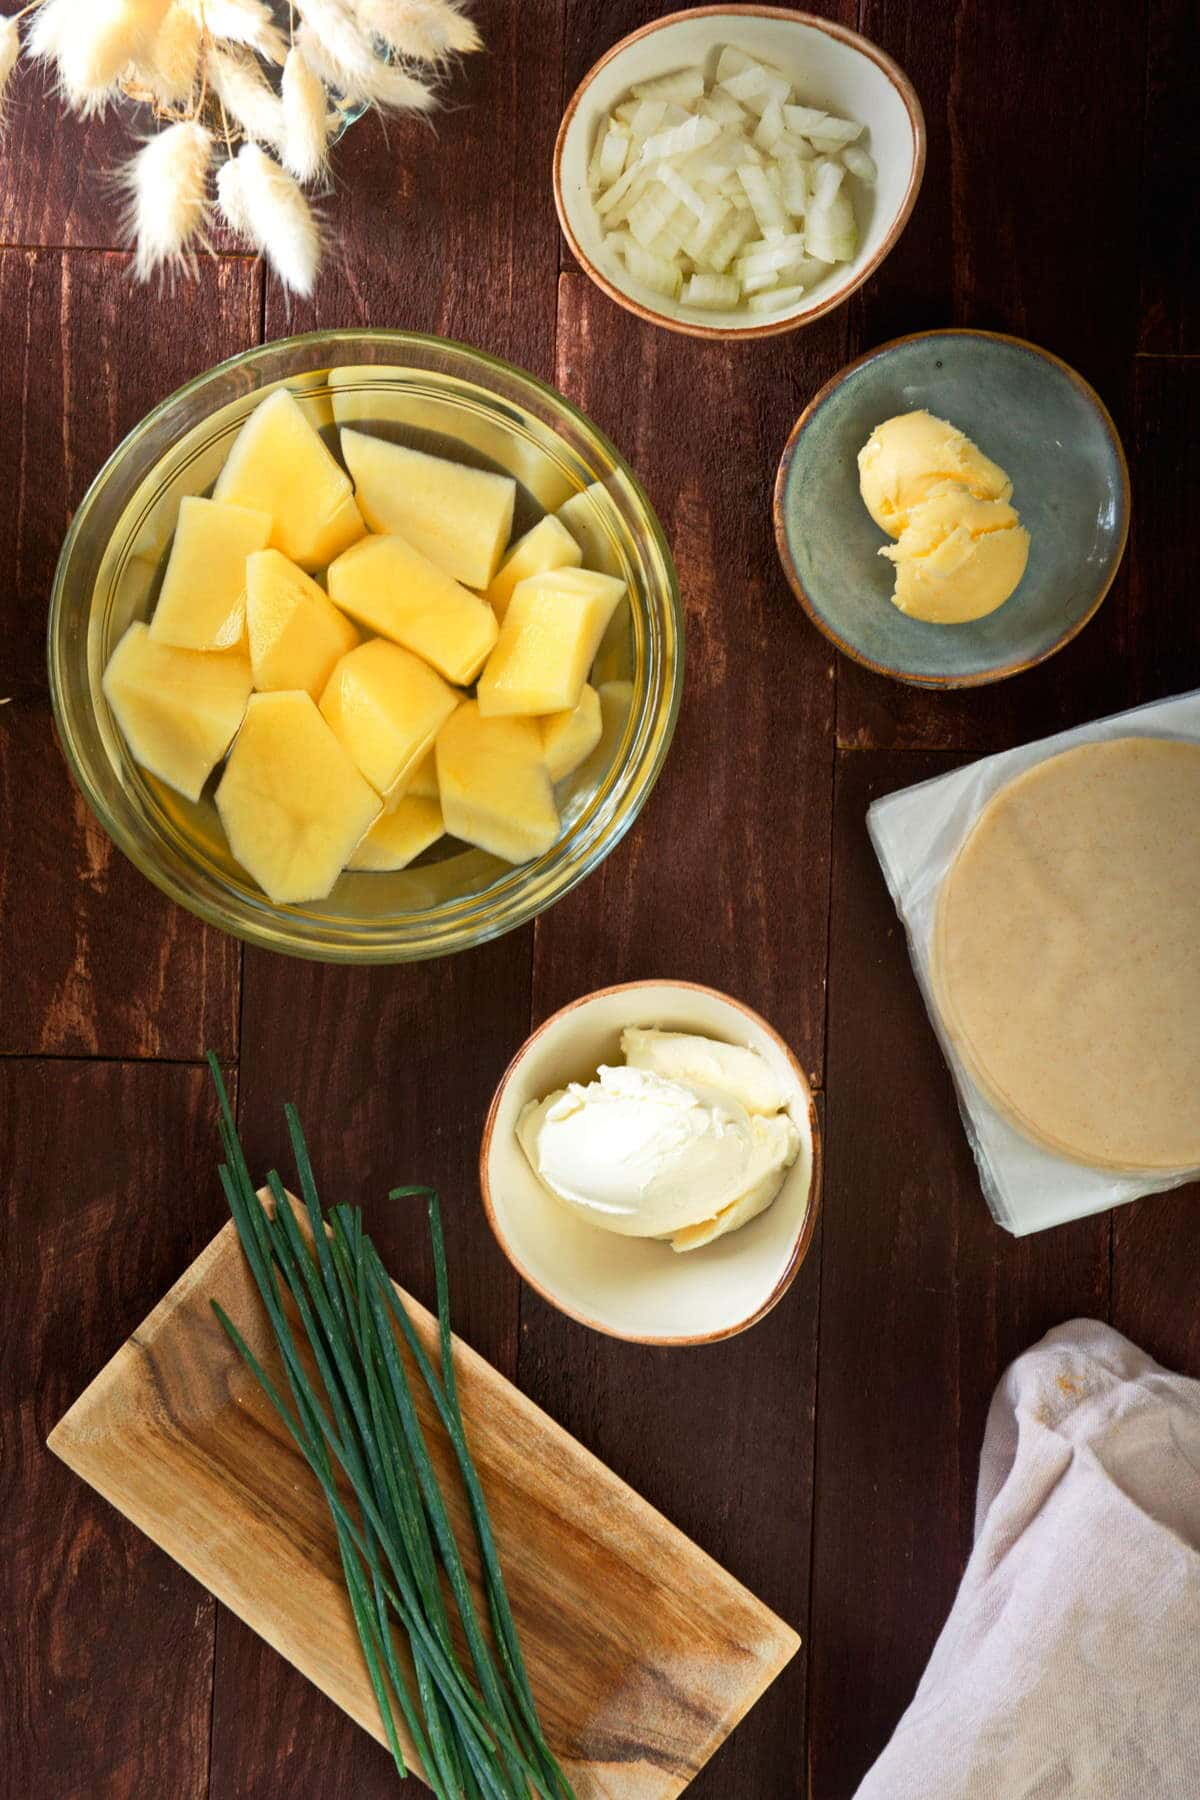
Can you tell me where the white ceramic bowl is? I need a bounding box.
[553,5,925,341]
[480,981,820,1344]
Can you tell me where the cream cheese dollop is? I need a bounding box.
[516,1029,799,1253]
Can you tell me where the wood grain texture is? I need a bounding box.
[51,1195,800,1800]
[0,702,239,1059]
[1138,0,1199,354]
[543,273,839,1074]
[0,248,261,699]
[519,271,838,1796]
[0,1059,228,1800]
[262,0,563,372]
[808,750,1112,1798]
[837,0,1147,752]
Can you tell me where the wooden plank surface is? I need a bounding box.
[1,2,1198,1798]
[0,1059,228,1799]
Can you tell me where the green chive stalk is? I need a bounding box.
[205,1055,574,1800]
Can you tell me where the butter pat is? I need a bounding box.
[517,1030,799,1253]
[857,410,1012,534]
[858,409,1029,624]
[881,488,1030,624]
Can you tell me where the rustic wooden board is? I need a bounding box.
[0,703,239,1059]
[838,0,1147,752]
[809,749,1114,1797]
[49,1196,800,1800]
[0,1059,229,1799]
[1138,0,1198,355]
[0,249,261,699]
[262,0,564,370]
[516,272,838,1797]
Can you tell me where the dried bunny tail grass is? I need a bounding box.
[0,17,20,128]
[215,152,250,235]
[235,141,322,296]
[185,0,287,65]
[137,4,202,104]
[207,43,286,148]
[281,45,332,184]
[354,0,480,64]
[121,119,212,280]
[295,0,434,112]
[40,0,173,117]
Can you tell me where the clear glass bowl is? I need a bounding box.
[48,330,683,962]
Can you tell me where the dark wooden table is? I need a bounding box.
[2,3,1197,1795]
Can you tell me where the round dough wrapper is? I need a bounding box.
[932,737,1200,1173]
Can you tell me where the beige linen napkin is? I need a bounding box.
[856,1320,1200,1799]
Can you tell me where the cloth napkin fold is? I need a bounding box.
[856,1320,1200,1799]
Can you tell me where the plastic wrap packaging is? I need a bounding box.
[867,689,1200,1236]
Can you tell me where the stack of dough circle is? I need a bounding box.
[931,737,1200,1173]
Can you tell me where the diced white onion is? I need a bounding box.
[682,272,741,309]
[631,68,706,104]
[620,240,682,299]
[586,41,870,317]
[748,283,806,312]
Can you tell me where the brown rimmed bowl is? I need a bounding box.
[553,6,925,341]
[479,980,821,1345]
[773,328,1132,687]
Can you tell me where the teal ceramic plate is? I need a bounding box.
[773,330,1130,687]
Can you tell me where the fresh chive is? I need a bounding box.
[205,1060,574,1799]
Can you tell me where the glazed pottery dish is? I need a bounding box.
[554,6,924,339]
[480,981,820,1343]
[48,330,683,961]
[774,329,1130,685]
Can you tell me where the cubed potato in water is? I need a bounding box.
[246,549,360,698]
[326,533,498,686]
[149,495,272,651]
[102,622,252,802]
[341,429,516,589]
[486,515,581,621]
[541,683,603,782]
[215,691,381,905]
[214,390,365,570]
[347,796,444,872]
[406,749,439,800]
[555,485,623,576]
[319,638,460,805]
[476,568,625,717]
[436,702,559,864]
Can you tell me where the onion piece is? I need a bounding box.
[632,67,705,103]
[620,239,682,299]
[748,282,806,311]
[682,272,740,309]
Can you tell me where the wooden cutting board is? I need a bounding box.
[48,1200,799,1797]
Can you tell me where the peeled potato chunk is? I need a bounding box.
[348,795,445,872]
[341,429,516,589]
[149,495,271,651]
[246,549,360,698]
[326,533,498,686]
[215,691,381,905]
[436,702,559,865]
[214,390,365,571]
[102,622,252,802]
[319,638,460,806]
[406,749,439,800]
[476,568,625,717]
[541,682,603,782]
[556,485,622,576]
[487,515,582,621]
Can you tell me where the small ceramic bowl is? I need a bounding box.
[774,329,1131,687]
[480,981,820,1345]
[554,6,925,340]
